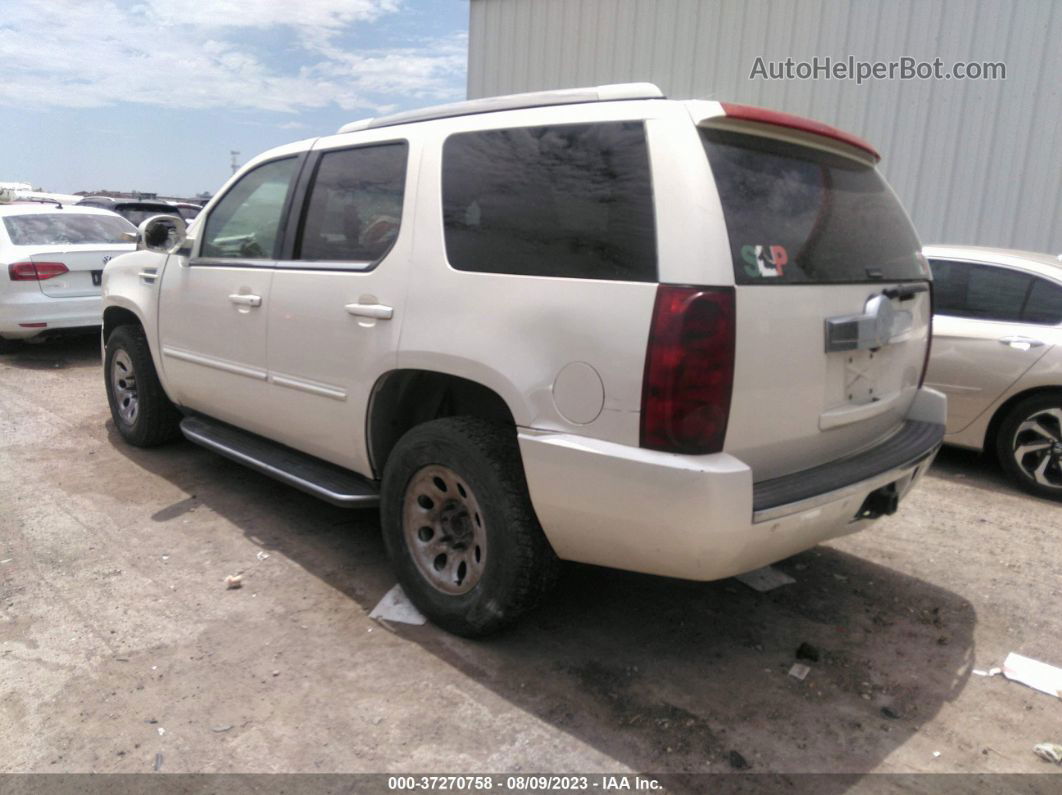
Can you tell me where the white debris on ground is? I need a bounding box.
[369,584,426,625]
[1033,743,1062,765]
[1001,652,1062,699]
[734,565,796,592]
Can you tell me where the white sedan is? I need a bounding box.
[0,202,136,352]
[923,244,1062,499]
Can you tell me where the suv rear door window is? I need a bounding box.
[200,158,298,260]
[296,142,408,264]
[702,128,925,284]
[442,121,657,282]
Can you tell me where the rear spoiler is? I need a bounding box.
[700,102,881,165]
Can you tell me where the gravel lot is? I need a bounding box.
[1,335,1060,785]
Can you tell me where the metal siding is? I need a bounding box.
[468,0,1062,253]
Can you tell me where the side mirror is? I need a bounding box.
[137,215,187,253]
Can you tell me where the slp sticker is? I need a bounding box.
[740,244,788,278]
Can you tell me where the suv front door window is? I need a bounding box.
[200,158,298,260]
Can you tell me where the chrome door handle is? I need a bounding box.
[138,270,157,284]
[228,293,262,307]
[345,303,393,320]
[998,336,1044,350]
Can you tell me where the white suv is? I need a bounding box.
[101,84,945,635]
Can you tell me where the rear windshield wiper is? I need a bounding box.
[882,283,929,301]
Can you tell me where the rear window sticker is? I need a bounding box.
[740,244,788,278]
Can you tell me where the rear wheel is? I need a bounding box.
[996,392,1062,501]
[380,417,559,637]
[105,325,181,447]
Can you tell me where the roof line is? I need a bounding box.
[338,83,664,134]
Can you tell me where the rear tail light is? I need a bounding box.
[919,281,934,387]
[641,285,736,454]
[8,261,69,281]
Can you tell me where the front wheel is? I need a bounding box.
[104,325,181,447]
[996,392,1062,501]
[380,417,559,637]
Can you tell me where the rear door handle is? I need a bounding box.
[998,336,1044,350]
[345,303,393,320]
[228,293,262,307]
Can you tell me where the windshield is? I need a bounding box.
[702,128,926,284]
[3,213,136,245]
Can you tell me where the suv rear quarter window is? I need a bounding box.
[442,121,657,282]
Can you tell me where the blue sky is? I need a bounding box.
[0,0,469,198]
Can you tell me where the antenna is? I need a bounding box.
[230,151,241,175]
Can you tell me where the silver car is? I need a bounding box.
[924,245,1062,499]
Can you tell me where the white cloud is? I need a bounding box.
[0,0,465,113]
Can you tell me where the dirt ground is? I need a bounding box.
[1,335,1060,786]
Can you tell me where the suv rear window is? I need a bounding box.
[702,128,925,284]
[442,122,657,282]
[3,213,135,245]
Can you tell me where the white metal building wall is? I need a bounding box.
[468,0,1061,253]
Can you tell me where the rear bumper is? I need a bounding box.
[518,387,945,581]
[0,292,101,339]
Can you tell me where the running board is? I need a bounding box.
[179,416,380,508]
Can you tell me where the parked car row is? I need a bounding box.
[0,195,200,350]
[3,84,1058,637]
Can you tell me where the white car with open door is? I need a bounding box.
[100,84,945,635]
[924,245,1062,499]
[0,202,136,352]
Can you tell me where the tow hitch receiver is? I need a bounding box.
[857,483,900,519]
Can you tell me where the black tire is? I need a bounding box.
[380,417,559,637]
[104,324,181,447]
[995,392,1062,501]
[0,337,22,354]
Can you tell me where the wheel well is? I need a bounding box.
[983,385,1062,456]
[368,370,516,478]
[102,307,143,343]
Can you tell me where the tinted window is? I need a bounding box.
[928,259,967,314]
[1022,278,1062,325]
[928,259,1038,323]
[296,143,407,263]
[703,128,925,284]
[966,265,1030,321]
[201,158,297,259]
[3,213,136,245]
[442,122,657,281]
[117,205,181,227]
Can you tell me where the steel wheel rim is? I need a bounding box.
[402,465,487,595]
[111,349,139,425]
[1011,407,1062,490]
